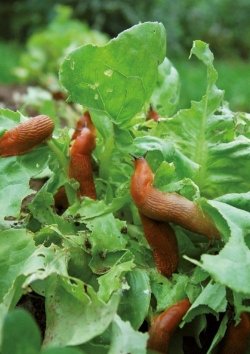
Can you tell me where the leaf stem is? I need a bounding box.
[46,138,68,176]
[99,130,115,180]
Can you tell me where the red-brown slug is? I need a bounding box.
[140,213,179,277]
[0,115,54,157]
[131,157,219,239]
[219,312,250,354]
[69,127,96,199]
[147,298,191,353]
[71,111,96,140]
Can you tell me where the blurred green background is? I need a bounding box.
[0,0,250,111]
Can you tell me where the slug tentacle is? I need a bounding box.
[0,115,54,157]
[147,298,191,353]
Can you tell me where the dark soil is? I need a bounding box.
[17,292,46,337]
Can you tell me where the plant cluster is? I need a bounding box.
[0,22,250,354]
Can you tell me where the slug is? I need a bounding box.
[147,298,191,353]
[219,312,250,354]
[147,105,160,121]
[131,157,219,239]
[0,115,54,157]
[71,111,96,140]
[140,213,178,277]
[69,127,97,199]
[54,113,97,209]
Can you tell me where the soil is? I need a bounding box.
[0,84,27,110]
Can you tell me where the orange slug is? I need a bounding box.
[71,111,96,140]
[130,158,219,239]
[147,105,160,121]
[0,115,54,157]
[147,298,191,353]
[54,113,97,209]
[140,213,178,277]
[53,185,69,211]
[219,312,250,354]
[69,127,96,199]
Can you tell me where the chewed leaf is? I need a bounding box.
[150,58,180,116]
[60,22,166,126]
[44,275,120,347]
[0,146,50,221]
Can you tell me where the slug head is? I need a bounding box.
[130,157,154,207]
[70,128,96,156]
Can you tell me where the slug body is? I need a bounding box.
[147,298,191,353]
[0,115,54,157]
[72,111,96,140]
[69,127,96,199]
[140,213,178,277]
[131,158,219,239]
[147,106,159,121]
[54,113,96,209]
[219,312,250,354]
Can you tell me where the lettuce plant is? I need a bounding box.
[0,22,250,353]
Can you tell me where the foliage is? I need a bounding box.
[175,59,250,112]
[1,0,250,58]
[0,22,250,353]
[14,5,108,89]
[0,42,22,84]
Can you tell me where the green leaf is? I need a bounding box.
[60,22,166,126]
[0,108,22,129]
[150,58,180,116]
[118,269,151,329]
[0,147,50,221]
[216,192,250,213]
[132,137,199,179]
[0,229,36,301]
[150,272,189,312]
[202,199,250,242]
[43,348,84,354]
[155,41,250,198]
[185,198,250,295]
[0,276,27,345]
[0,228,69,310]
[28,176,76,234]
[98,260,135,302]
[86,213,127,253]
[79,341,108,354]
[1,309,41,354]
[44,275,120,347]
[89,250,134,274]
[182,282,227,324]
[108,315,148,354]
[199,235,250,294]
